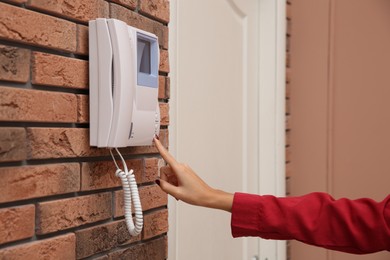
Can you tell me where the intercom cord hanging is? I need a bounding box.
[110,148,143,236]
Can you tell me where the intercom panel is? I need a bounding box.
[89,18,160,148]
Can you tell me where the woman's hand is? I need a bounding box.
[154,137,233,212]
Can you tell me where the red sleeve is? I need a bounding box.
[231,192,390,254]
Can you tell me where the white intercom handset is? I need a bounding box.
[89,18,160,236]
[89,18,160,148]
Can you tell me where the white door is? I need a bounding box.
[169,0,286,259]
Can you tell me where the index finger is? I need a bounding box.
[154,137,178,167]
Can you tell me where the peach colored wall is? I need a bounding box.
[289,0,390,260]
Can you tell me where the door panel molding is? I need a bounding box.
[169,0,286,259]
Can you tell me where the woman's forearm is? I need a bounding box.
[204,189,234,212]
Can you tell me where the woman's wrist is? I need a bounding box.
[204,189,234,212]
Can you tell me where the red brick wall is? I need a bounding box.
[0,0,170,259]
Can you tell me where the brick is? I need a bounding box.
[0,3,76,52]
[27,128,98,159]
[37,192,112,234]
[0,205,35,245]
[32,52,88,89]
[140,0,170,24]
[111,0,137,10]
[28,0,109,23]
[0,127,27,162]
[110,3,169,49]
[0,233,75,260]
[75,220,140,259]
[114,184,167,217]
[137,184,168,211]
[108,237,166,260]
[159,128,169,148]
[143,209,168,239]
[81,159,143,191]
[164,236,168,258]
[8,0,27,3]
[157,76,170,99]
[0,163,79,203]
[165,76,170,99]
[159,102,169,126]
[27,127,168,159]
[114,190,125,218]
[76,24,89,55]
[0,45,30,83]
[144,158,161,183]
[161,26,169,50]
[77,94,89,123]
[0,87,77,123]
[159,49,169,73]
[158,76,166,99]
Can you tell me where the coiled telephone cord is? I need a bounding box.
[110,148,143,236]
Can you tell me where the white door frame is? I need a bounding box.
[168,0,286,259]
[258,0,286,259]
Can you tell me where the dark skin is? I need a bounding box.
[154,137,233,212]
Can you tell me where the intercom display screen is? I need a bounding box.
[136,32,158,88]
[137,39,151,74]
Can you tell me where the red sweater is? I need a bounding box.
[231,192,390,254]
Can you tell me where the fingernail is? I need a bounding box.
[155,179,160,186]
[155,134,160,140]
